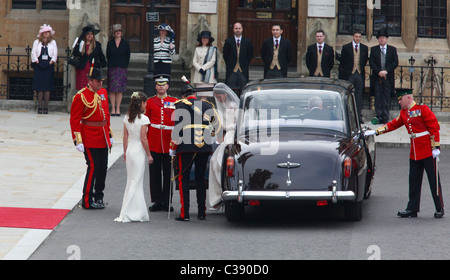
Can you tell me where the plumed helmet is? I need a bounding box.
[87,59,104,80]
[181,84,195,97]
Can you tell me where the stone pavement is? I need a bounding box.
[0,109,448,260]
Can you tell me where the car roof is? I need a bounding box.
[241,77,354,98]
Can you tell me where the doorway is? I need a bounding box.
[110,0,180,53]
[229,0,298,66]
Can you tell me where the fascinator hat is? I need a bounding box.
[37,24,55,38]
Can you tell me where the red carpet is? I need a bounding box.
[0,207,70,230]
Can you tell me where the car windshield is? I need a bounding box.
[238,89,346,135]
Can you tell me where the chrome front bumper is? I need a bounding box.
[222,190,356,203]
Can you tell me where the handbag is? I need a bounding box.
[68,55,80,67]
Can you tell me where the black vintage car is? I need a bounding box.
[221,78,376,221]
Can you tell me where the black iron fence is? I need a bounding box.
[1,46,450,111]
[0,45,71,101]
[332,55,450,111]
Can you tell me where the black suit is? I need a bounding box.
[339,42,369,121]
[305,43,334,77]
[369,44,398,123]
[223,36,253,88]
[261,36,292,78]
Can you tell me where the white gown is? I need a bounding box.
[208,101,238,207]
[114,114,150,222]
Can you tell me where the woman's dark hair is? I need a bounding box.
[127,91,148,123]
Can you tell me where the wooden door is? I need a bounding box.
[110,0,180,53]
[110,0,148,52]
[229,0,298,66]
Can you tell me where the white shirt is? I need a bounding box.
[234,36,242,45]
[273,36,282,46]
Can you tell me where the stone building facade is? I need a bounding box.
[1,0,450,105]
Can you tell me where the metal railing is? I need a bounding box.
[1,47,449,111]
[332,55,450,111]
[0,45,71,102]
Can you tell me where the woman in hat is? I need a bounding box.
[31,24,58,114]
[107,24,131,116]
[154,23,175,76]
[72,24,107,90]
[191,30,217,97]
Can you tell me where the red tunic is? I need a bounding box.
[145,95,178,153]
[386,102,440,160]
[70,86,112,148]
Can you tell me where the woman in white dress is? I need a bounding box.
[208,83,239,209]
[115,92,153,222]
[191,30,217,97]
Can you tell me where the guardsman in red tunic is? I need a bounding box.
[145,74,178,212]
[375,89,444,218]
[70,64,112,209]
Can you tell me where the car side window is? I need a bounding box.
[347,93,358,135]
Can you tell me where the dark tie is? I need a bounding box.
[275,39,278,49]
[355,44,358,52]
[236,39,240,47]
[318,45,322,54]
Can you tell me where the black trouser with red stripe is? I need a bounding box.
[177,152,210,219]
[82,147,108,208]
[407,156,444,212]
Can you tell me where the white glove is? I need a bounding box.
[76,143,84,153]
[364,130,376,136]
[110,138,114,145]
[169,149,176,157]
[432,149,440,159]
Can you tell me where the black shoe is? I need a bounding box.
[43,108,48,114]
[149,203,163,212]
[197,214,206,220]
[434,209,445,218]
[96,199,105,208]
[163,205,174,212]
[175,216,190,222]
[83,202,105,210]
[397,210,418,218]
[38,108,43,114]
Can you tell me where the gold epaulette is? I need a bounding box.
[202,99,216,109]
[174,99,192,106]
[72,88,86,102]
